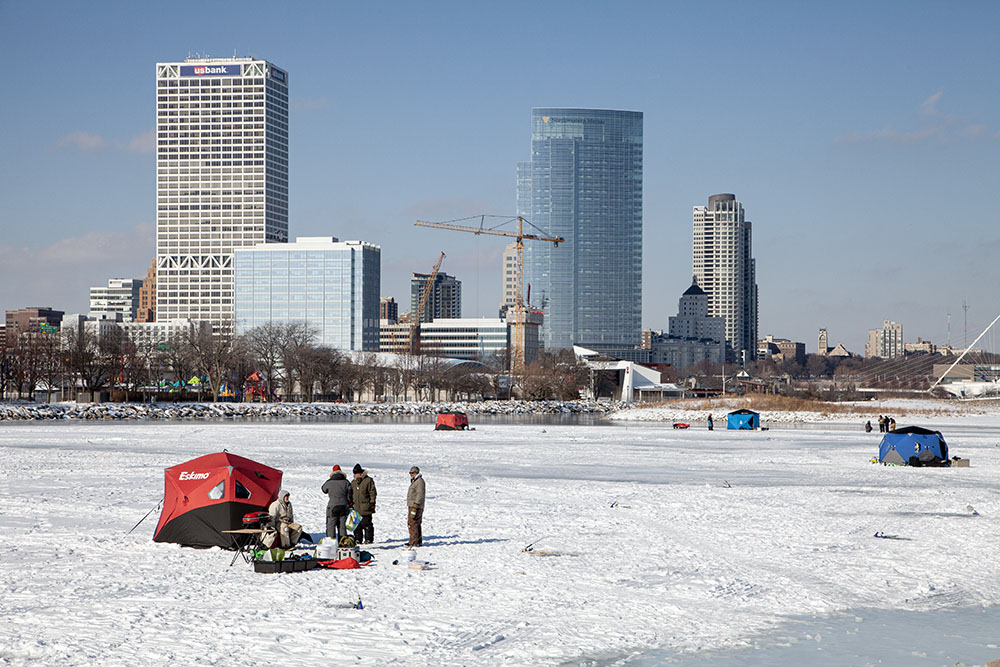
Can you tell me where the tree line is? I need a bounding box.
[0,322,586,403]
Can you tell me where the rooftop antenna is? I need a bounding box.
[946,311,951,347]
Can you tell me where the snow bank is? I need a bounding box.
[1,420,999,665]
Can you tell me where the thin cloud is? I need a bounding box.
[0,224,155,313]
[56,131,108,151]
[54,129,154,153]
[837,91,995,145]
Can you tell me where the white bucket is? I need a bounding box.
[316,543,336,559]
[407,549,417,562]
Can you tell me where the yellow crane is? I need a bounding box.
[414,216,563,375]
[408,251,446,355]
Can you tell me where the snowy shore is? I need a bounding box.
[0,399,626,422]
[2,419,999,665]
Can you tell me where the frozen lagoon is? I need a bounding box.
[1,415,999,665]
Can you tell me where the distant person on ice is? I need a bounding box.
[707,414,713,430]
[265,489,303,549]
[351,464,377,544]
[321,465,352,541]
[889,417,896,431]
[407,466,426,548]
[865,420,872,433]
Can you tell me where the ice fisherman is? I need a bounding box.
[707,414,714,430]
[865,420,872,433]
[351,464,377,544]
[265,489,303,549]
[321,465,352,541]
[889,417,896,431]
[407,466,426,548]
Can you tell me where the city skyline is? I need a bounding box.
[2,2,999,354]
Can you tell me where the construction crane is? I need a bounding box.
[414,216,563,375]
[407,251,446,355]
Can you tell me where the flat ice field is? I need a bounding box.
[2,416,1000,665]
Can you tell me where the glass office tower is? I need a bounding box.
[518,108,643,349]
[155,57,289,332]
[233,237,381,351]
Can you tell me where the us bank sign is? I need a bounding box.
[179,64,242,77]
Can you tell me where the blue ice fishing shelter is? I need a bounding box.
[878,426,949,466]
[726,409,760,430]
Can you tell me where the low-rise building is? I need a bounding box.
[757,335,806,363]
[89,278,143,322]
[234,236,381,352]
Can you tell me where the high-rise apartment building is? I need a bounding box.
[518,108,643,349]
[410,272,461,323]
[866,320,903,359]
[155,57,289,331]
[380,297,399,325]
[89,278,144,322]
[233,237,381,351]
[499,242,518,316]
[692,194,758,363]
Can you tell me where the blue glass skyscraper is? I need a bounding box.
[518,108,643,349]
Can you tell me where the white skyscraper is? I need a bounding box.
[154,57,288,331]
[692,194,758,363]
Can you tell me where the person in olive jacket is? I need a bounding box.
[321,465,352,541]
[406,466,426,548]
[351,463,377,544]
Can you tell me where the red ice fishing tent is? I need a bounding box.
[435,412,469,430]
[153,452,282,548]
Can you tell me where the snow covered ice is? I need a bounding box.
[2,411,1000,665]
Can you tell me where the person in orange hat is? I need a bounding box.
[321,465,352,540]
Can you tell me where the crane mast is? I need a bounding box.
[408,251,446,355]
[414,216,562,375]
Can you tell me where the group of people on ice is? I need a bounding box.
[865,415,897,433]
[263,463,426,550]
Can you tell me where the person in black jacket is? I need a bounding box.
[321,465,352,541]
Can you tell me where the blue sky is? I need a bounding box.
[2,0,998,354]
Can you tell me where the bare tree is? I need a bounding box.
[64,326,121,400]
[186,327,245,402]
[244,322,287,399]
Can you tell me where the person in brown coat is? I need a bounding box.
[351,464,377,544]
[406,466,426,548]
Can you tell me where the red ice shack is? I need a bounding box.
[435,412,469,430]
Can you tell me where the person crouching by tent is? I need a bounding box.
[407,466,425,548]
[264,489,303,549]
[322,465,352,541]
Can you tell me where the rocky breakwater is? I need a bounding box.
[0,400,628,422]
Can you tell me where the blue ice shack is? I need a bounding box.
[878,426,949,466]
[727,409,760,430]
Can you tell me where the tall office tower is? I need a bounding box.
[135,258,157,323]
[499,242,518,316]
[234,237,381,351]
[692,194,758,363]
[518,108,643,349]
[155,57,289,332]
[89,278,144,322]
[410,272,461,323]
